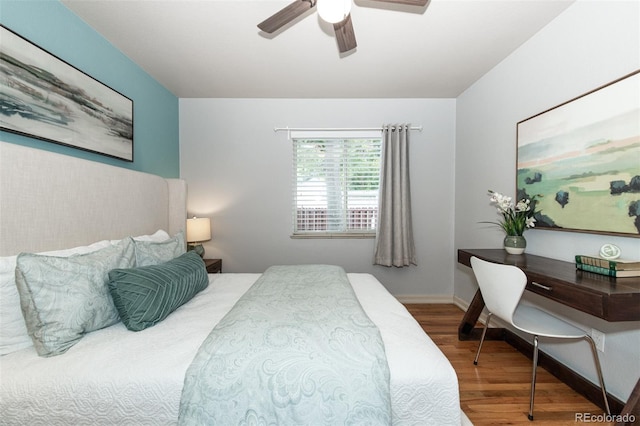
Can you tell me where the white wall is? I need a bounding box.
[180,99,456,297]
[455,0,640,401]
[180,0,638,403]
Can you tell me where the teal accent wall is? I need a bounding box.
[0,0,179,178]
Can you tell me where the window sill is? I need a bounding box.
[291,232,376,239]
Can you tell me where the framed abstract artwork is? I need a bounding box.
[517,70,640,237]
[0,25,133,161]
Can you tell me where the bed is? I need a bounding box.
[0,142,462,425]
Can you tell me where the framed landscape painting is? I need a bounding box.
[0,25,133,161]
[517,70,640,237]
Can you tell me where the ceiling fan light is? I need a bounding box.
[317,0,351,24]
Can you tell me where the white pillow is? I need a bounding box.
[0,255,28,355]
[134,229,171,242]
[0,240,111,356]
[110,229,170,245]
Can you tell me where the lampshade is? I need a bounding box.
[186,217,211,243]
[317,0,351,24]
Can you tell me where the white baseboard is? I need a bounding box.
[394,294,454,304]
[453,295,470,311]
[395,295,509,329]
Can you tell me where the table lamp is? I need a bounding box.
[186,217,211,258]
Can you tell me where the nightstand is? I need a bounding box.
[203,258,222,273]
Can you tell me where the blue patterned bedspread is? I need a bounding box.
[178,265,391,425]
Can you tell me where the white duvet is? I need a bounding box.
[0,273,460,426]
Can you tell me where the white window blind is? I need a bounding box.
[292,132,382,236]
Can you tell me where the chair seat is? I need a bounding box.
[512,305,588,339]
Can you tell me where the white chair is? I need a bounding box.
[470,256,610,420]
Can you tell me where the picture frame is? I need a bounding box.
[517,70,640,237]
[0,25,133,162]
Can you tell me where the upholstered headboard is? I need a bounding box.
[0,142,186,256]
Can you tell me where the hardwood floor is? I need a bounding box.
[404,304,613,425]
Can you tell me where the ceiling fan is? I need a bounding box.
[258,0,429,54]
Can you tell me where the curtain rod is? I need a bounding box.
[274,126,423,132]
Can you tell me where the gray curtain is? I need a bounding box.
[374,124,417,267]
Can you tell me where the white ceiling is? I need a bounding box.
[60,0,575,98]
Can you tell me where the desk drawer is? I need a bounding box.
[526,279,604,318]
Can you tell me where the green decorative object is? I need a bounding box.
[599,243,621,260]
[504,235,526,255]
[188,244,205,258]
[482,190,538,255]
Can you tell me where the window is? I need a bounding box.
[292,131,382,237]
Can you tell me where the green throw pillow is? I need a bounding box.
[15,238,135,357]
[108,251,208,331]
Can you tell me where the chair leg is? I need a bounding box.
[474,312,492,365]
[584,335,611,415]
[528,335,539,421]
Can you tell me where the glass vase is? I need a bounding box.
[504,235,526,255]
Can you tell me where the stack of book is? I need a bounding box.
[575,255,640,278]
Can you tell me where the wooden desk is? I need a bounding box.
[457,248,640,421]
[458,248,640,334]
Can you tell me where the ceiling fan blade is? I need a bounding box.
[367,0,428,6]
[334,14,357,53]
[258,0,315,34]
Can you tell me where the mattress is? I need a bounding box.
[0,273,460,426]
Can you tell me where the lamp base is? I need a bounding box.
[187,244,205,258]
